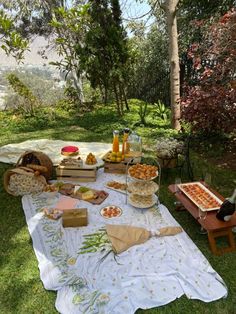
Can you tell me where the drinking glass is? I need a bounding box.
[204,173,212,186]
[174,177,182,206]
[174,177,182,193]
[198,207,207,234]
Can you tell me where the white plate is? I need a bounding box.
[127,181,159,196]
[78,157,104,169]
[128,194,158,209]
[105,181,127,194]
[100,205,123,218]
[59,157,104,169]
[178,182,223,212]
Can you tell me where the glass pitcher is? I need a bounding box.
[126,132,142,162]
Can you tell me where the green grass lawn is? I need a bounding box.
[0,103,236,314]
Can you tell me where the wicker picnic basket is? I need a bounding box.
[15,150,53,180]
[3,167,47,196]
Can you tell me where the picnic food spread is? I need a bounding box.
[3,139,232,314]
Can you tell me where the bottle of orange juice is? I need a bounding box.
[122,128,130,159]
[112,130,120,153]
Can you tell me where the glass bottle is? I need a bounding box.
[216,189,236,221]
[122,128,130,158]
[112,130,120,153]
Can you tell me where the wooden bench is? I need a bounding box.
[168,183,236,255]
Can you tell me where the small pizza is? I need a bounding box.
[100,205,122,218]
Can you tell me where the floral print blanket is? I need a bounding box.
[21,170,227,314]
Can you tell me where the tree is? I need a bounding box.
[147,0,181,130]
[49,4,90,105]
[146,0,236,130]
[0,1,87,104]
[162,0,180,130]
[181,9,236,134]
[79,0,130,115]
[127,24,169,105]
[0,10,29,61]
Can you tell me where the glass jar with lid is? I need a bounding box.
[126,132,142,162]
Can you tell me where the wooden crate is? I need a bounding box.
[56,166,97,182]
[104,161,130,174]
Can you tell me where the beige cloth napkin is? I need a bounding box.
[105,224,182,254]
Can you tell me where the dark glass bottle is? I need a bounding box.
[216,189,236,221]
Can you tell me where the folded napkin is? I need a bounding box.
[105,224,182,254]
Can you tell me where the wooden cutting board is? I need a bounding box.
[59,183,109,205]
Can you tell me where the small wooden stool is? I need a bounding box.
[208,228,236,255]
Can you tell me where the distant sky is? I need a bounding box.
[121,0,151,19]
[121,0,154,32]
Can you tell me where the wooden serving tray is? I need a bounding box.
[178,182,223,212]
[59,183,108,205]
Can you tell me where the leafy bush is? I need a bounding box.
[6,73,40,116]
[153,100,170,121]
[181,9,236,134]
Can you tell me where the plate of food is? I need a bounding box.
[178,182,223,211]
[128,164,158,181]
[127,181,159,196]
[39,184,59,198]
[128,194,158,209]
[100,205,123,218]
[61,146,79,156]
[105,181,127,194]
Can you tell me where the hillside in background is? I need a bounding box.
[0,36,59,66]
[0,37,63,110]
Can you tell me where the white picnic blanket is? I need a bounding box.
[0,139,111,165]
[21,169,227,314]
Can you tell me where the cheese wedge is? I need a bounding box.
[81,190,95,200]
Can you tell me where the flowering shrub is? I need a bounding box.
[156,138,184,159]
[181,9,236,133]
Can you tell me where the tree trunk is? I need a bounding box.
[113,82,122,115]
[120,83,130,111]
[164,0,181,131]
[71,71,84,105]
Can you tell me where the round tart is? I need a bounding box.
[61,146,79,156]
